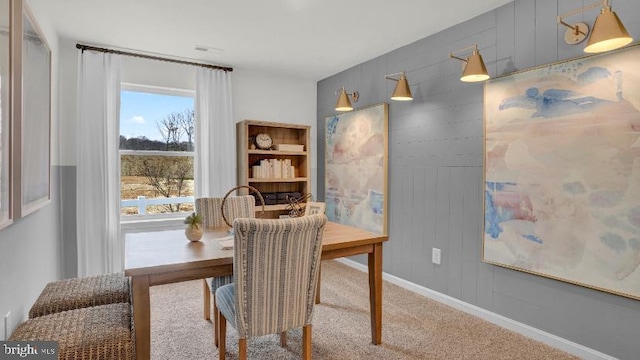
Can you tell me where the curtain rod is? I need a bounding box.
[76,43,233,72]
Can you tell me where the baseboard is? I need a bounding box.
[334,258,617,360]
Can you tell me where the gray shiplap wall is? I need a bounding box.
[316,0,640,358]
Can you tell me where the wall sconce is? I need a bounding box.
[557,0,633,53]
[335,87,359,112]
[384,71,413,101]
[449,45,490,82]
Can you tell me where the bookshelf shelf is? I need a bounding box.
[249,177,308,183]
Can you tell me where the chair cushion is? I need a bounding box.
[216,283,237,328]
[10,303,134,360]
[207,275,234,293]
[29,273,131,318]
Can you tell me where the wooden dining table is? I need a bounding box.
[124,221,388,360]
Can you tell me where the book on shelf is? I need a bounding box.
[252,158,296,179]
[275,144,304,152]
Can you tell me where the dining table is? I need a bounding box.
[124,221,388,360]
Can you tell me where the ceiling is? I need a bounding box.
[28,0,512,81]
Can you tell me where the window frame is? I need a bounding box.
[119,83,196,224]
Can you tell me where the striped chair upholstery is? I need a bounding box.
[196,197,226,228]
[215,214,327,360]
[196,196,255,229]
[195,196,255,345]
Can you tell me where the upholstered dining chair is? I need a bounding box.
[195,195,255,345]
[215,214,327,360]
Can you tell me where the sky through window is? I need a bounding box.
[120,90,194,142]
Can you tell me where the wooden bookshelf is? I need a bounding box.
[236,120,311,218]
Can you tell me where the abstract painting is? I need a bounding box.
[483,45,640,300]
[325,103,388,234]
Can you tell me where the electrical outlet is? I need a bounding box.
[432,248,441,265]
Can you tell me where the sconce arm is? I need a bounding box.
[449,44,478,62]
[449,54,468,62]
[385,72,405,81]
[557,0,608,33]
[557,18,587,35]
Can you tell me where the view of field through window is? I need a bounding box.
[119,88,195,216]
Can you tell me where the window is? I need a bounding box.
[119,84,195,217]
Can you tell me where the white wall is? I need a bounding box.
[57,38,77,167]
[122,56,195,90]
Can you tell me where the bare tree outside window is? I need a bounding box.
[120,89,196,216]
[157,112,185,151]
[131,109,195,212]
[135,155,192,212]
[178,109,195,151]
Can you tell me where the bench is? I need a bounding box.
[9,273,134,360]
[29,273,131,318]
[10,303,134,360]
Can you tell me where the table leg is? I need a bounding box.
[132,275,151,360]
[368,242,383,344]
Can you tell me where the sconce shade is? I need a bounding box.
[391,74,413,101]
[584,8,633,53]
[460,50,489,82]
[335,88,354,111]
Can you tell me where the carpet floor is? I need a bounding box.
[150,260,580,359]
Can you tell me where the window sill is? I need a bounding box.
[121,215,185,233]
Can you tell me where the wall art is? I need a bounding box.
[325,103,388,234]
[16,0,51,217]
[483,44,640,300]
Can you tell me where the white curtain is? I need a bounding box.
[76,51,122,276]
[194,68,235,197]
